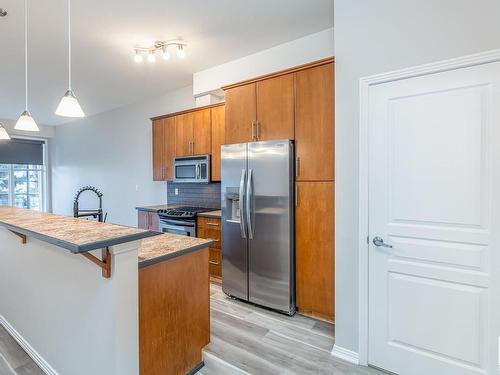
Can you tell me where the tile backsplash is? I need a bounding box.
[167,182,221,209]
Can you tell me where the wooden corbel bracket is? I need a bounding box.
[81,247,112,278]
[8,229,27,244]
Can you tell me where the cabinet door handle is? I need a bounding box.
[295,183,299,207]
[296,157,300,177]
[256,121,260,141]
[209,260,220,265]
[206,222,220,227]
[251,121,256,141]
[191,141,194,155]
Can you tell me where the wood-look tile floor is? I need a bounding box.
[201,284,385,375]
[0,326,44,375]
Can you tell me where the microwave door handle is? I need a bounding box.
[246,169,253,239]
[239,169,247,239]
[196,164,200,179]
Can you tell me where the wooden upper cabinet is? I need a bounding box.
[211,105,225,181]
[295,62,334,181]
[163,117,176,181]
[193,109,212,155]
[175,113,194,157]
[152,119,165,181]
[296,181,334,322]
[225,83,257,144]
[256,74,294,141]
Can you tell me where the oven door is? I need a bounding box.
[159,218,196,237]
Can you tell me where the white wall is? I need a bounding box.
[51,86,195,226]
[334,0,500,354]
[193,28,334,96]
[0,228,140,375]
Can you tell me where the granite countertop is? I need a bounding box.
[0,206,158,253]
[197,210,222,218]
[138,233,213,267]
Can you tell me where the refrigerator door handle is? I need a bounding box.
[246,168,254,239]
[239,169,247,239]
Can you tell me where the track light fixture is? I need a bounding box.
[133,40,187,64]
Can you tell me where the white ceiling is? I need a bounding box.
[0,0,333,125]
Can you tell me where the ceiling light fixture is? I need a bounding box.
[15,0,38,132]
[0,123,10,140]
[56,0,85,118]
[133,40,187,63]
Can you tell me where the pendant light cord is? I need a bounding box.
[68,0,72,90]
[24,0,28,110]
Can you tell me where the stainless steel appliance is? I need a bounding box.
[174,155,210,183]
[221,140,295,315]
[157,206,215,236]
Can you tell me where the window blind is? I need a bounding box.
[0,138,44,165]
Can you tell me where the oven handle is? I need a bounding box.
[159,219,196,227]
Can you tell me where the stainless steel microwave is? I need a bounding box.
[173,155,210,183]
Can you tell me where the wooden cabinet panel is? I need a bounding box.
[139,249,210,375]
[138,210,149,229]
[152,119,164,181]
[163,117,176,181]
[175,113,194,157]
[256,74,294,141]
[150,212,160,232]
[197,217,222,281]
[193,109,211,155]
[295,63,334,181]
[296,181,334,322]
[225,83,257,144]
[211,105,225,181]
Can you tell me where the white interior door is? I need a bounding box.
[368,61,500,374]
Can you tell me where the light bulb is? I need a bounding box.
[0,123,10,140]
[162,48,171,60]
[134,52,143,63]
[15,110,39,132]
[147,52,156,63]
[55,89,85,118]
[177,45,186,59]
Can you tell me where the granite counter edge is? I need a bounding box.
[138,240,214,268]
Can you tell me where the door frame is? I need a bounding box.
[357,48,500,366]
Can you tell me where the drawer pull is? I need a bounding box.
[209,261,220,265]
[206,222,220,227]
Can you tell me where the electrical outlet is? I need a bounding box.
[175,188,179,195]
[135,185,139,192]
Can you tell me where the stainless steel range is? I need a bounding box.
[157,206,216,237]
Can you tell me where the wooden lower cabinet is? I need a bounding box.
[137,209,159,231]
[197,216,222,282]
[139,249,210,375]
[296,181,334,322]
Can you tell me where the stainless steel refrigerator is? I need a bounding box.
[221,140,295,315]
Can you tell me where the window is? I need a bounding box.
[0,164,45,210]
[0,138,46,211]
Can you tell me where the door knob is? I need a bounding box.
[373,236,393,248]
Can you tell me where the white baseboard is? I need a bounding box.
[0,315,57,375]
[331,344,360,365]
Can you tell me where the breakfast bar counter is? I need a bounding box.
[0,207,211,375]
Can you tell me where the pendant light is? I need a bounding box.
[55,0,85,117]
[0,123,10,140]
[15,0,39,132]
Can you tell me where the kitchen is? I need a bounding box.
[3,1,498,375]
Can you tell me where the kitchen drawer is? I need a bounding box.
[197,217,221,230]
[209,247,222,278]
[197,228,221,248]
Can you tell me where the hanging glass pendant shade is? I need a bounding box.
[15,0,39,132]
[56,0,85,118]
[0,123,11,140]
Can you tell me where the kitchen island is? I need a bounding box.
[0,207,212,375]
